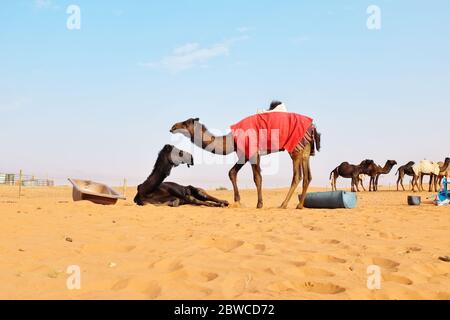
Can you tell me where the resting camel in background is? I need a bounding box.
[412,158,450,192]
[396,161,415,191]
[134,145,229,207]
[366,160,398,192]
[170,103,321,209]
[329,160,375,192]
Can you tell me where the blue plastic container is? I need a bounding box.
[303,191,357,209]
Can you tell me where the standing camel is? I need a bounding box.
[329,160,375,192]
[170,112,321,209]
[396,161,415,191]
[373,160,398,191]
[366,160,397,192]
[437,161,450,186]
[412,158,450,192]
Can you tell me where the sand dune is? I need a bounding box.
[0,186,449,300]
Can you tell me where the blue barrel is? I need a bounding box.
[303,191,357,209]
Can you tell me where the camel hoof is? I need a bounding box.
[169,199,181,207]
[230,202,243,208]
[296,204,304,210]
[256,203,263,209]
[279,204,288,209]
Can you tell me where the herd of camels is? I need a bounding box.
[330,158,450,193]
[134,101,449,209]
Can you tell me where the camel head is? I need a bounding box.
[161,144,194,168]
[170,118,200,139]
[442,157,450,170]
[386,160,398,167]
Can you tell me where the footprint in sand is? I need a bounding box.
[382,273,413,285]
[371,257,400,270]
[290,261,307,268]
[254,244,266,252]
[320,239,341,245]
[200,272,219,282]
[301,281,346,295]
[313,254,347,264]
[378,232,403,240]
[152,259,184,272]
[143,281,162,299]
[299,267,335,278]
[111,278,130,291]
[205,237,245,253]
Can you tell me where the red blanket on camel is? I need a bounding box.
[230,112,314,159]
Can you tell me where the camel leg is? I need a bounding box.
[432,175,438,192]
[183,195,224,207]
[188,186,229,207]
[412,175,420,192]
[251,154,263,209]
[331,171,338,192]
[280,152,302,209]
[351,175,357,192]
[375,175,380,191]
[359,177,367,192]
[397,172,405,191]
[297,153,312,210]
[229,160,246,205]
[330,172,335,191]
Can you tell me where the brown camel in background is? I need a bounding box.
[372,160,398,191]
[396,161,415,191]
[170,117,321,209]
[437,161,450,186]
[329,160,375,192]
[365,160,396,192]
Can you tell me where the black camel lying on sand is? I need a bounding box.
[134,145,229,207]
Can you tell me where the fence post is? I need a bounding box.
[123,178,127,198]
[18,170,23,199]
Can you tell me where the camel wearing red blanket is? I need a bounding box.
[170,102,321,209]
[231,112,314,160]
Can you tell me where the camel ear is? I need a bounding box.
[194,118,200,122]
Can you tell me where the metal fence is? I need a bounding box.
[0,173,54,187]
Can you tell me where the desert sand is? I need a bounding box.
[0,185,449,300]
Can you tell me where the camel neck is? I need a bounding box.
[138,156,173,196]
[192,123,235,155]
[382,162,394,173]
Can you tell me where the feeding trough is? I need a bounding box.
[68,178,126,205]
[303,191,357,209]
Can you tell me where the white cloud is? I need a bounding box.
[291,36,309,45]
[0,98,32,111]
[141,36,248,73]
[35,0,52,8]
[34,0,59,10]
[236,26,251,34]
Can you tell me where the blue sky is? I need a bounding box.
[1,0,449,188]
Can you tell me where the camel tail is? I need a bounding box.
[329,169,337,181]
[313,126,321,153]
